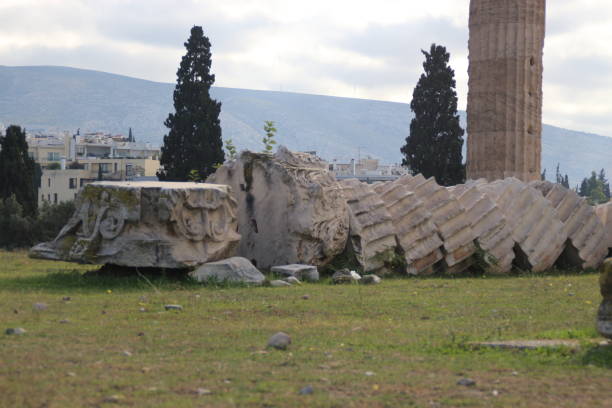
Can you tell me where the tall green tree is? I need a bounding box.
[0,125,38,216]
[158,26,224,181]
[598,169,611,200]
[401,44,465,186]
[555,163,570,188]
[578,170,610,205]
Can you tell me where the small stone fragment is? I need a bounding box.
[59,319,70,324]
[33,303,48,311]
[267,332,292,350]
[5,328,26,335]
[302,294,310,300]
[332,269,361,284]
[139,307,146,312]
[164,304,183,311]
[122,350,132,357]
[271,264,320,282]
[365,371,375,376]
[62,296,72,302]
[360,274,382,285]
[284,276,302,285]
[270,280,292,287]
[190,257,265,285]
[457,378,476,387]
[299,385,314,395]
[195,388,212,396]
[103,395,123,404]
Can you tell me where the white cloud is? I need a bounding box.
[0,0,611,136]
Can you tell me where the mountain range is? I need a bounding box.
[0,65,610,186]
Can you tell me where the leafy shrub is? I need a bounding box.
[34,200,76,243]
[0,195,34,249]
[0,195,76,249]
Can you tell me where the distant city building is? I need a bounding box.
[329,157,409,178]
[27,130,161,206]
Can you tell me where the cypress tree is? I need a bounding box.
[158,26,224,181]
[401,44,465,186]
[598,169,610,200]
[0,125,38,216]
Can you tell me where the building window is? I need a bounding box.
[47,194,50,201]
[69,178,77,189]
[47,152,60,161]
[100,163,110,173]
[54,193,58,204]
[48,178,51,187]
[114,163,118,173]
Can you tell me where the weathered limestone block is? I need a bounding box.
[394,174,476,273]
[595,202,612,253]
[340,179,397,275]
[207,147,349,269]
[30,182,240,268]
[449,181,515,274]
[476,178,566,272]
[467,0,546,182]
[597,259,612,339]
[190,257,265,284]
[531,181,608,269]
[374,178,444,275]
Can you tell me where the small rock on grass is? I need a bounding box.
[299,385,314,395]
[195,388,212,396]
[33,303,48,311]
[302,294,310,300]
[271,264,320,282]
[164,304,183,311]
[270,280,292,287]
[267,332,291,350]
[5,328,26,335]
[59,319,70,324]
[62,296,72,302]
[457,378,476,387]
[103,395,124,404]
[332,269,361,284]
[283,276,302,285]
[360,274,381,285]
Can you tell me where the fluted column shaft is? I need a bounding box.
[467,0,546,182]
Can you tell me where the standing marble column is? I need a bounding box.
[467,0,546,182]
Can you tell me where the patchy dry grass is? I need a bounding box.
[0,250,610,407]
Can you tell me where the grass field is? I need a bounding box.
[0,250,611,407]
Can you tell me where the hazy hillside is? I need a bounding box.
[0,65,610,186]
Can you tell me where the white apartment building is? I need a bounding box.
[28,131,161,207]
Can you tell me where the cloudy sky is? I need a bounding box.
[1,0,612,137]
